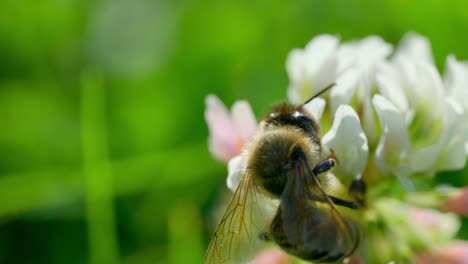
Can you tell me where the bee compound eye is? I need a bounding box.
[296,113,313,126]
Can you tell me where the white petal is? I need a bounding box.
[355,36,393,66]
[361,75,378,145]
[445,56,468,155]
[408,143,441,173]
[437,100,466,170]
[337,35,392,72]
[286,49,306,85]
[394,32,433,63]
[376,62,409,114]
[322,105,369,181]
[287,83,302,105]
[411,98,466,172]
[286,35,339,82]
[286,35,339,103]
[445,55,468,110]
[313,54,339,93]
[394,58,445,125]
[226,155,247,192]
[302,97,326,121]
[336,43,356,73]
[302,34,340,75]
[372,95,411,177]
[412,62,445,116]
[330,68,359,114]
[232,100,258,142]
[393,56,418,94]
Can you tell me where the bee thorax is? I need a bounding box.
[247,128,319,197]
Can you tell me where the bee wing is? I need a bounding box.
[204,171,277,264]
[279,157,360,261]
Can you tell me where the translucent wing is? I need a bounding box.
[278,157,361,262]
[204,171,277,264]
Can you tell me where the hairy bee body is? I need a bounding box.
[203,97,364,264]
[247,104,361,262]
[269,202,361,262]
[248,127,320,197]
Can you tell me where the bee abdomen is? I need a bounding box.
[270,205,361,262]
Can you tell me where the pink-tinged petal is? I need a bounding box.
[344,255,363,264]
[205,95,258,162]
[415,254,437,264]
[205,95,241,162]
[409,208,444,228]
[205,95,235,135]
[231,100,257,142]
[436,241,468,263]
[415,241,468,264]
[443,188,468,216]
[408,207,460,242]
[250,249,292,264]
[208,135,239,163]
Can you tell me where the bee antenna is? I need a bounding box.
[302,82,336,105]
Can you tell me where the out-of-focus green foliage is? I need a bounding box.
[0,0,467,263]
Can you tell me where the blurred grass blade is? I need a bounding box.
[168,202,204,264]
[81,69,119,264]
[0,143,220,217]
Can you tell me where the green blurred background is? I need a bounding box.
[1,0,468,263]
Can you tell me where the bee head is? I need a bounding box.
[263,103,320,141]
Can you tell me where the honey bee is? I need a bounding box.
[204,84,366,264]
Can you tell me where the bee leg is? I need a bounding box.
[312,158,336,175]
[327,195,360,209]
[306,191,360,209]
[349,179,366,207]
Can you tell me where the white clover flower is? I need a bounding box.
[286,35,340,104]
[204,95,258,192]
[204,32,468,264]
[321,104,368,182]
[288,35,393,146]
[445,55,468,156]
[375,32,467,175]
